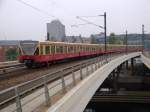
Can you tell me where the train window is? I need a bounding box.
[77,46,79,52]
[82,46,84,52]
[68,46,70,53]
[45,46,50,54]
[92,47,94,51]
[72,46,75,53]
[110,46,112,50]
[68,46,73,53]
[89,47,91,52]
[83,46,85,52]
[86,47,89,52]
[95,47,97,51]
[75,46,77,53]
[63,46,67,54]
[56,46,63,54]
[51,45,55,54]
[73,46,76,53]
[85,46,87,52]
[70,46,73,53]
[99,47,101,51]
[74,46,76,53]
[60,46,63,53]
[80,46,82,52]
[80,46,83,52]
[56,46,59,54]
[34,48,39,55]
[40,46,43,55]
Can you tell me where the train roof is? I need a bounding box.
[20,40,142,47]
[39,41,100,46]
[39,41,142,46]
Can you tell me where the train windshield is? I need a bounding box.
[20,41,38,55]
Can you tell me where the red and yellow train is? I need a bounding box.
[18,41,142,68]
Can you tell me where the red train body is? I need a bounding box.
[18,41,142,68]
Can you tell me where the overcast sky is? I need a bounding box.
[0,0,150,40]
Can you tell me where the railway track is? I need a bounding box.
[0,61,25,76]
[0,56,109,91]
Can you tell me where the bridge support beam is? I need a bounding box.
[142,63,146,76]
[126,60,128,69]
[112,65,121,93]
[131,58,134,75]
[112,70,117,93]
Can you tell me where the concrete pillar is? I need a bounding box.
[126,60,128,69]
[142,63,146,76]
[131,58,134,75]
[112,70,118,93]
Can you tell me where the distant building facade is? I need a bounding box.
[114,34,150,49]
[90,33,150,49]
[47,20,66,41]
[90,33,106,44]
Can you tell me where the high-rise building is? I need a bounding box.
[47,20,66,41]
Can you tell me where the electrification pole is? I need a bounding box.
[125,30,128,54]
[142,24,145,52]
[104,12,107,52]
[75,12,107,51]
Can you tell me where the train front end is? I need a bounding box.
[19,41,39,68]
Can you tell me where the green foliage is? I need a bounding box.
[90,35,97,44]
[109,33,123,44]
[5,48,19,61]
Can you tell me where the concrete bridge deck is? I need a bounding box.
[48,52,141,112]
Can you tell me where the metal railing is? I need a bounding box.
[0,53,122,112]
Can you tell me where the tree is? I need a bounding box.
[109,33,123,44]
[5,48,19,61]
[90,35,97,44]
